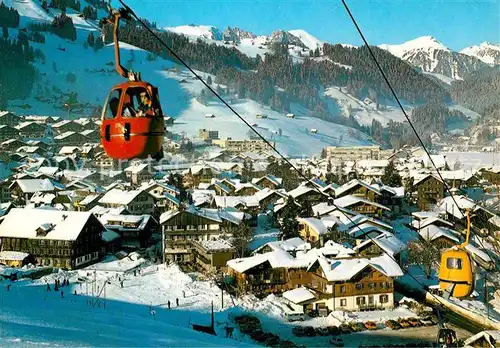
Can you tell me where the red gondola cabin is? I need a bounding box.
[100,81,165,160]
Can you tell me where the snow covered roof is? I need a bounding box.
[464,330,500,348]
[29,192,56,204]
[283,286,316,304]
[421,154,447,168]
[160,206,243,225]
[54,131,77,140]
[298,216,341,235]
[214,195,259,209]
[253,237,311,255]
[0,251,30,261]
[437,195,476,219]
[100,214,155,231]
[418,224,460,243]
[355,232,406,256]
[288,184,315,199]
[99,189,145,205]
[78,194,102,206]
[356,159,389,169]
[411,216,453,229]
[0,208,102,241]
[196,239,235,252]
[58,146,81,154]
[464,243,493,264]
[413,173,443,186]
[252,174,282,186]
[312,253,404,282]
[11,178,55,193]
[124,163,149,174]
[36,167,60,176]
[227,248,313,273]
[334,195,390,211]
[191,189,215,207]
[411,211,441,220]
[335,179,381,197]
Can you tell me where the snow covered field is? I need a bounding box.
[1,256,470,347]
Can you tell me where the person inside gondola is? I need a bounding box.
[137,91,153,117]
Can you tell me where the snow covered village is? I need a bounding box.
[0,0,500,347]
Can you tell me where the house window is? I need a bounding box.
[380,295,389,303]
[356,297,365,305]
[356,283,363,290]
[369,282,376,289]
[380,282,386,289]
[386,282,392,288]
[340,299,347,307]
[340,285,346,293]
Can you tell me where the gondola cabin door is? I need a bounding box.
[100,81,165,160]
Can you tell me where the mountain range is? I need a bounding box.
[165,25,500,81]
[1,0,498,152]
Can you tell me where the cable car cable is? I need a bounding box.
[340,0,495,268]
[115,0,478,318]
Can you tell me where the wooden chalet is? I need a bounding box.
[16,122,46,139]
[100,214,158,248]
[160,206,244,264]
[0,125,20,141]
[413,174,444,210]
[52,120,84,134]
[98,189,155,215]
[0,208,103,269]
[0,111,21,126]
[191,239,236,273]
[54,131,89,146]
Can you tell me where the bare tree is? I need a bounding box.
[406,237,441,279]
[224,223,253,258]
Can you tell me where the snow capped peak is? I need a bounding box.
[460,41,500,65]
[379,35,450,58]
[164,25,223,41]
[406,36,449,50]
[269,29,307,48]
[222,26,256,43]
[287,29,323,50]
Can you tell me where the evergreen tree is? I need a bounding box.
[2,26,7,39]
[381,161,402,186]
[207,75,212,86]
[278,198,300,240]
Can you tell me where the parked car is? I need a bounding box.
[292,326,306,337]
[327,326,340,335]
[304,326,316,337]
[349,322,364,332]
[339,324,352,334]
[408,318,421,327]
[385,319,402,330]
[363,321,377,330]
[419,317,434,326]
[316,327,330,336]
[285,312,306,322]
[398,318,411,328]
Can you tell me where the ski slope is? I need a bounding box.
[0,263,256,346]
[1,0,52,26]
[288,29,323,50]
[3,7,374,157]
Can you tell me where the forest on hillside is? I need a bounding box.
[450,66,500,120]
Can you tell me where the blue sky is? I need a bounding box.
[118,0,499,50]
